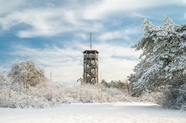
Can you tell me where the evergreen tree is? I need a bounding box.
[129,17,186,97]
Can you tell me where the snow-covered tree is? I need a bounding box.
[128,16,186,97]
[0,66,7,83]
[8,60,48,93]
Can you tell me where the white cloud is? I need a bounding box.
[0,0,26,16]
[182,0,186,4]
[0,7,104,38]
[0,8,79,37]
[10,42,141,83]
[99,27,140,41]
[83,0,186,19]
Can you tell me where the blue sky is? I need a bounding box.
[0,0,186,84]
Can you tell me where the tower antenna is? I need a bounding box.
[90,33,92,49]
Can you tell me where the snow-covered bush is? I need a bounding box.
[0,82,163,108]
[0,60,49,108]
[0,83,134,108]
[129,16,186,97]
[101,79,130,91]
[47,84,132,104]
[8,60,48,93]
[101,79,110,88]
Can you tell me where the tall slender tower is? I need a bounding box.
[83,33,99,84]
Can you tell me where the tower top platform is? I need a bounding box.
[83,50,99,54]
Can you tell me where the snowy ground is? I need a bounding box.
[0,102,185,123]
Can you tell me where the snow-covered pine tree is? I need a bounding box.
[128,16,186,97]
[8,60,48,93]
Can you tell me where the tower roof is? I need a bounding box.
[83,50,99,54]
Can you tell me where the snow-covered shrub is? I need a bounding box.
[137,91,165,105]
[129,16,186,97]
[101,79,130,92]
[0,60,51,108]
[8,60,48,93]
[101,79,111,88]
[56,84,131,103]
[0,83,135,108]
[0,81,163,108]
[163,75,186,111]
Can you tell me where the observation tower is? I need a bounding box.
[83,33,99,84]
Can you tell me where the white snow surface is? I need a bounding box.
[0,102,185,123]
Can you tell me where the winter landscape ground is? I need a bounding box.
[0,102,186,123]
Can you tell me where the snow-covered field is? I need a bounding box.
[0,102,185,123]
